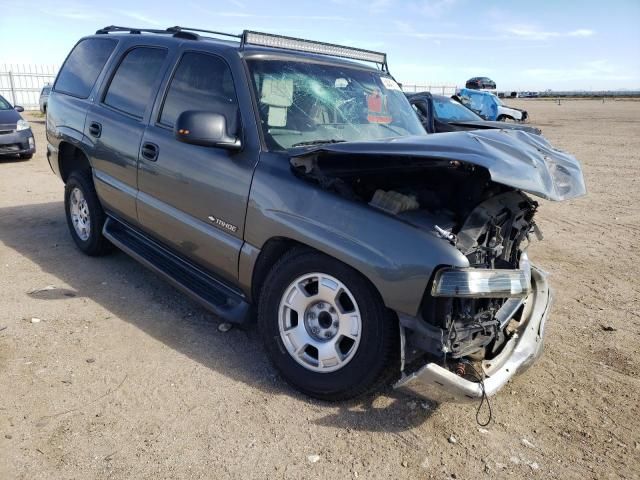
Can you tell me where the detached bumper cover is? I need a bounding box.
[394,265,552,403]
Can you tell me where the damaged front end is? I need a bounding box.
[290,129,584,401]
[395,265,552,402]
[394,188,550,401]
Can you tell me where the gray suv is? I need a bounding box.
[46,26,585,402]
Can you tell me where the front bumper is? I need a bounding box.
[0,128,35,156]
[394,265,552,402]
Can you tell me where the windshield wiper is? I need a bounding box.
[291,139,346,147]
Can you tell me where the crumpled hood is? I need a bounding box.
[290,129,586,201]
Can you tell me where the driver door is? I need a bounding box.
[136,50,255,284]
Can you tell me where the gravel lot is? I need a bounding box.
[1,99,639,479]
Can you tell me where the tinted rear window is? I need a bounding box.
[104,47,167,118]
[55,38,117,98]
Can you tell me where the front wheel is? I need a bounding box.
[258,249,398,401]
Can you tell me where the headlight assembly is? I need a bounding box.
[16,119,31,131]
[432,267,531,298]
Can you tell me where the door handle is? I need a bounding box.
[88,121,102,138]
[141,142,159,161]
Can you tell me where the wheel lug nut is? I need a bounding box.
[324,331,332,338]
[317,302,324,309]
[312,327,320,334]
[329,307,336,313]
[333,321,339,327]
[307,312,316,320]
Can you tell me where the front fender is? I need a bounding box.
[244,154,469,316]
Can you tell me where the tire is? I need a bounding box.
[258,248,398,401]
[20,154,33,160]
[64,171,112,256]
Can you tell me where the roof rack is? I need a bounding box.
[168,26,242,40]
[95,25,202,40]
[95,25,244,42]
[95,26,389,72]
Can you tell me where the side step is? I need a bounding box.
[103,217,251,326]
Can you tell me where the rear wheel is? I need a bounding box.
[258,249,398,400]
[64,171,111,256]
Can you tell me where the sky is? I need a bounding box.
[1,0,639,90]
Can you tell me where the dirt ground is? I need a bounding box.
[1,99,639,480]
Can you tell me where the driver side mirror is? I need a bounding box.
[15,105,24,112]
[174,111,241,150]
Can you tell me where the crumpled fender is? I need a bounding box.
[290,129,586,201]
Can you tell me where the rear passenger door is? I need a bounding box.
[137,50,256,284]
[87,45,168,225]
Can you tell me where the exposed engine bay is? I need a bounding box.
[291,151,541,372]
[414,190,537,362]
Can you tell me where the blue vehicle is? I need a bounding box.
[456,88,528,122]
[406,92,541,135]
[0,94,35,160]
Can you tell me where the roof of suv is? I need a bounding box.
[90,26,389,74]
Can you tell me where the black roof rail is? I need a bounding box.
[95,25,201,41]
[167,26,242,40]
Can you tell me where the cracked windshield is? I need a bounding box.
[247,60,425,149]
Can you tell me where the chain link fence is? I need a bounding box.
[0,64,58,111]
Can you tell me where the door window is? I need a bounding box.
[104,47,168,118]
[159,52,238,133]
